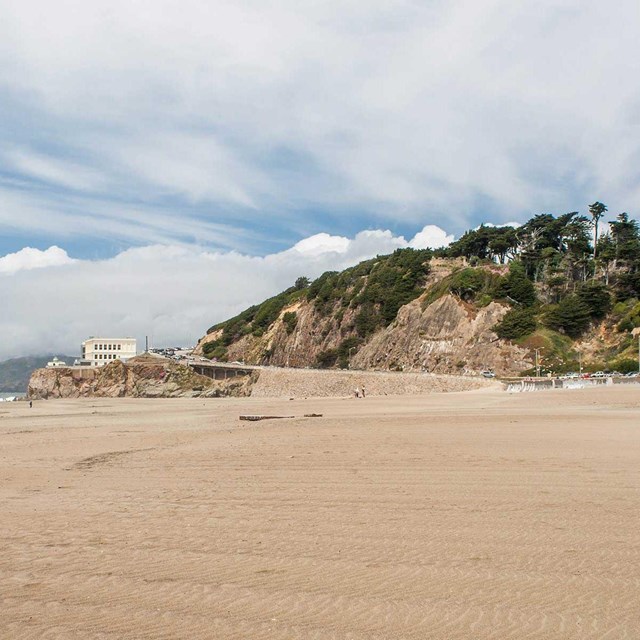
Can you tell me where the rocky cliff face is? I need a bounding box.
[197,300,359,369]
[196,292,530,377]
[28,356,255,400]
[353,295,530,375]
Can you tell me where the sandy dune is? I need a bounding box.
[1,387,638,639]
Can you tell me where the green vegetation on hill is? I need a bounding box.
[203,203,640,373]
[0,355,76,392]
[204,248,432,361]
[307,248,432,337]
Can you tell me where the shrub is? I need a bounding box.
[315,349,338,368]
[609,358,638,374]
[202,342,228,360]
[251,292,291,335]
[355,304,379,337]
[448,268,486,301]
[494,307,537,340]
[545,295,591,337]
[283,311,297,334]
[336,336,362,368]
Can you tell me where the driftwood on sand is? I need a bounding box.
[239,415,295,421]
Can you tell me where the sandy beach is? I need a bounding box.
[1,387,638,639]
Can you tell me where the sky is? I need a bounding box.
[1,0,640,359]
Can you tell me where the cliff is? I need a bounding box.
[197,292,528,376]
[195,255,530,376]
[28,355,255,400]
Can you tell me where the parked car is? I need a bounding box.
[481,370,496,378]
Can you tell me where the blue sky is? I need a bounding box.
[1,0,640,357]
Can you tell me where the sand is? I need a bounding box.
[0,387,638,639]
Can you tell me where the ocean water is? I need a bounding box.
[0,392,26,401]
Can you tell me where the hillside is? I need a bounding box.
[0,355,76,392]
[196,208,640,377]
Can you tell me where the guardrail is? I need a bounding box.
[504,376,640,392]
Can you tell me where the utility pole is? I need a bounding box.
[578,351,583,375]
[535,349,541,377]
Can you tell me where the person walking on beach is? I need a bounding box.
[29,400,33,408]
[354,388,360,398]
[361,385,366,398]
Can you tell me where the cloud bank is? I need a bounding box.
[0,225,452,360]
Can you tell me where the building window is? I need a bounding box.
[118,344,121,350]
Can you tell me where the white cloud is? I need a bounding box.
[3,148,107,192]
[0,224,453,359]
[410,225,455,249]
[291,233,351,256]
[0,246,75,275]
[0,187,252,250]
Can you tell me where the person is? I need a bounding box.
[29,400,33,408]
[354,388,360,398]
[361,385,366,398]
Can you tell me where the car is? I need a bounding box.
[481,370,496,378]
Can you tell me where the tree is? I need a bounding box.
[589,201,607,259]
[488,227,518,264]
[494,307,537,339]
[498,262,536,305]
[595,233,616,285]
[576,281,611,319]
[546,295,591,337]
[294,276,310,290]
[609,213,640,264]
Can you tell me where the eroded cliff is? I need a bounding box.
[28,355,255,400]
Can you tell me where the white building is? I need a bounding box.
[46,357,67,368]
[81,337,137,367]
